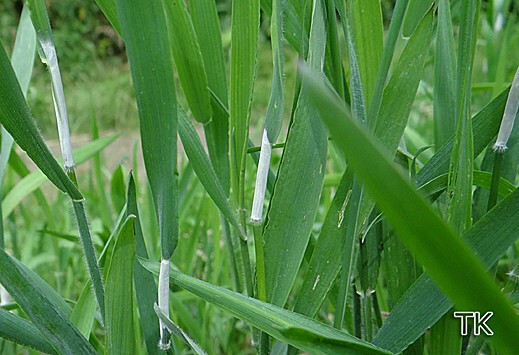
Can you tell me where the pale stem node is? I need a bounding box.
[40,39,75,170]
[251,129,272,225]
[494,65,519,153]
[158,259,171,350]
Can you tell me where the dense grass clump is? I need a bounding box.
[1,0,519,354]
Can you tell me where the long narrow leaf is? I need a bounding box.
[264,0,327,308]
[105,216,136,355]
[0,42,82,200]
[140,259,392,355]
[303,68,519,354]
[373,185,519,353]
[0,250,95,354]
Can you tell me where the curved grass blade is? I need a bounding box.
[105,216,136,355]
[0,307,56,354]
[373,185,519,353]
[140,259,392,355]
[337,0,383,109]
[116,0,178,346]
[264,0,327,308]
[178,109,244,237]
[303,68,519,354]
[0,42,82,200]
[0,250,95,354]
[164,0,211,124]
[116,0,177,259]
[2,134,119,222]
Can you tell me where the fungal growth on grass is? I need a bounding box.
[494,65,519,153]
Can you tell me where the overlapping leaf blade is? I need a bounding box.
[140,259,392,355]
[303,68,519,354]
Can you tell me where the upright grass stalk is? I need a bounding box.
[488,65,519,210]
[27,0,105,323]
[250,1,284,338]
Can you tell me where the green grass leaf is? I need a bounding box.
[402,0,435,38]
[434,0,457,147]
[0,41,82,201]
[0,250,95,354]
[105,216,136,355]
[127,173,162,355]
[140,259,392,355]
[0,307,56,354]
[373,185,519,353]
[230,0,260,206]
[178,109,244,237]
[346,0,383,108]
[264,0,327,308]
[303,68,519,354]
[190,0,230,192]
[116,0,178,259]
[164,0,212,124]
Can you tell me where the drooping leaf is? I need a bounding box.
[140,259,392,355]
[0,250,95,354]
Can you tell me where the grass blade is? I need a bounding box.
[178,109,243,237]
[417,87,510,186]
[402,0,435,38]
[303,67,519,354]
[164,0,212,124]
[105,216,136,355]
[0,3,36,247]
[0,308,56,354]
[229,0,260,209]
[127,173,162,355]
[434,0,457,147]
[367,0,409,127]
[116,0,178,346]
[0,250,95,354]
[154,305,208,355]
[0,41,82,200]
[293,170,353,318]
[264,0,327,308]
[373,185,519,353]
[140,259,392,355]
[190,0,230,192]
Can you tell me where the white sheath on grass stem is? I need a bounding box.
[251,129,272,224]
[494,66,519,152]
[40,40,75,170]
[158,259,171,350]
